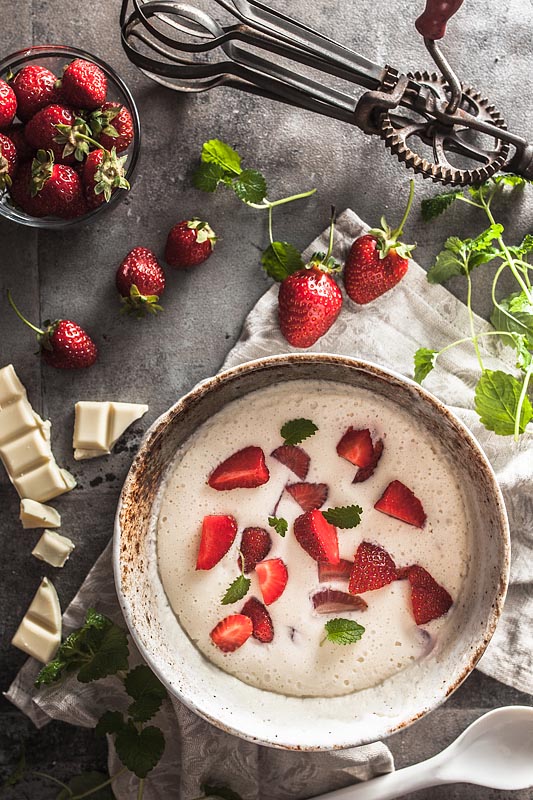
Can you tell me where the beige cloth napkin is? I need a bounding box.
[7,209,533,798]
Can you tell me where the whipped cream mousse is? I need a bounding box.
[157,380,472,698]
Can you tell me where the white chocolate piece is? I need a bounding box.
[32,530,75,567]
[60,468,77,490]
[20,498,61,529]
[73,401,148,460]
[108,402,149,448]
[0,398,37,445]
[0,429,51,475]
[0,364,25,406]
[13,461,70,504]
[11,577,62,663]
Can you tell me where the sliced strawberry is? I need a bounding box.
[336,427,374,468]
[238,527,272,573]
[255,558,288,605]
[208,446,269,491]
[352,439,384,483]
[286,482,328,512]
[374,480,426,528]
[196,515,237,570]
[312,589,368,614]
[318,558,353,581]
[349,541,398,594]
[241,596,274,642]
[294,510,340,564]
[271,444,310,480]
[396,565,412,580]
[210,614,253,652]
[407,565,453,625]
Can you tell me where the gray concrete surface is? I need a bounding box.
[1,0,532,796]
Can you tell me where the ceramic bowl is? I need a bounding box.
[114,354,509,750]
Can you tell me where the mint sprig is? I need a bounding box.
[221,573,251,605]
[280,418,318,445]
[321,618,365,646]
[268,516,288,537]
[261,241,304,281]
[124,664,167,723]
[322,505,363,529]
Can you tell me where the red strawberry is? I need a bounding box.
[25,104,77,163]
[196,514,237,570]
[349,541,398,594]
[407,565,453,624]
[270,444,309,480]
[30,150,85,219]
[116,247,166,317]
[374,480,426,528]
[255,558,288,605]
[165,219,216,269]
[82,147,129,208]
[95,102,134,152]
[344,182,415,304]
[11,65,58,122]
[60,58,107,110]
[0,132,17,190]
[5,124,34,161]
[312,588,368,614]
[336,427,374,468]
[286,482,328,512]
[208,446,269,491]
[352,439,384,484]
[241,597,274,642]
[317,558,353,581]
[0,79,16,129]
[278,265,342,348]
[294,510,339,564]
[210,614,253,652]
[238,527,272,573]
[9,162,49,216]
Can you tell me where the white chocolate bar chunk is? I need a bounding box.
[0,398,37,445]
[0,364,25,406]
[108,402,149,448]
[73,401,148,460]
[11,577,62,663]
[20,499,61,529]
[0,428,51,475]
[32,530,75,567]
[60,468,77,490]
[13,461,70,504]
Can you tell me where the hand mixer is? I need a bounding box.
[119,0,533,186]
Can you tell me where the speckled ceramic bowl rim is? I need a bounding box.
[114,353,510,750]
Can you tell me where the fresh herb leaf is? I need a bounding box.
[474,369,533,435]
[77,623,129,683]
[322,505,363,529]
[321,618,365,646]
[427,226,502,284]
[261,241,304,281]
[193,161,228,193]
[115,721,165,779]
[491,174,531,188]
[202,785,244,800]
[426,246,464,284]
[95,710,125,737]
[513,334,533,371]
[124,665,167,723]
[233,168,267,204]
[221,574,251,605]
[56,771,115,800]
[421,190,463,222]
[491,292,533,348]
[414,347,438,383]
[268,516,288,537]
[280,418,318,445]
[201,139,242,174]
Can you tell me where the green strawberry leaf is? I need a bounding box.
[193,161,228,193]
[221,574,251,605]
[414,347,438,384]
[201,139,242,174]
[56,772,115,800]
[421,190,463,222]
[491,292,533,348]
[322,505,363,529]
[280,418,318,446]
[232,168,267,204]
[474,369,533,435]
[95,710,125,737]
[268,516,288,537]
[115,721,165,778]
[124,664,167,723]
[321,618,365,646]
[261,241,304,281]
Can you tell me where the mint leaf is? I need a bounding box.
[202,785,244,800]
[322,505,363,529]
[414,347,438,383]
[95,710,125,737]
[193,161,228,193]
[509,292,533,314]
[321,618,365,646]
[492,174,531,188]
[124,665,167,723]
[201,139,241,174]
[421,190,463,222]
[427,247,464,284]
[56,772,114,800]
[513,335,532,371]
[115,721,165,779]
[221,574,251,605]
[491,292,533,347]
[280,418,318,445]
[233,168,267,203]
[77,623,129,683]
[261,241,304,281]
[474,369,533,435]
[268,516,288,537]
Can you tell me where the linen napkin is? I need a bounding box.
[7,209,533,799]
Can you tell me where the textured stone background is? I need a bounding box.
[1,0,532,796]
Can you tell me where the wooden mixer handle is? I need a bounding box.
[415,0,465,40]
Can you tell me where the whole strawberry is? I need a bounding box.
[9,162,49,217]
[116,246,166,317]
[0,132,18,190]
[82,147,129,208]
[11,65,58,122]
[92,102,134,153]
[25,104,76,162]
[165,219,216,268]
[31,150,86,219]
[344,179,415,304]
[5,124,34,161]
[0,78,17,129]
[60,59,107,110]
[8,291,98,369]
[278,214,342,348]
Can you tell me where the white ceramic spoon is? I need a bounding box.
[315,706,533,800]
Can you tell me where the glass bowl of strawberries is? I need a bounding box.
[0,44,140,228]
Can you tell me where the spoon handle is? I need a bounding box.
[312,758,445,800]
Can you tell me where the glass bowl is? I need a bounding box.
[0,44,141,229]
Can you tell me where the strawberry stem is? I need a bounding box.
[325,206,336,262]
[7,290,44,335]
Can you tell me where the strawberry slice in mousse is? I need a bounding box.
[237,527,272,573]
[374,480,426,528]
[255,558,288,605]
[352,438,384,483]
[241,596,274,642]
[294,510,340,564]
[286,482,328,512]
[406,565,453,624]
[317,559,353,582]
[208,446,269,490]
[210,614,253,652]
[271,444,310,480]
[196,515,237,570]
[312,588,368,614]
[336,427,374,467]
[349,541,398,594]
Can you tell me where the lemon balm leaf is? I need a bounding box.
[201,139,242,174]
[268,516,288,537]
[221,574,251,605]
[323,505,363,529]
[281,418,318,445]
[321,618,365,646]
[124,665,167,723]
[474,370,533,435]
[414,348,438,384]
